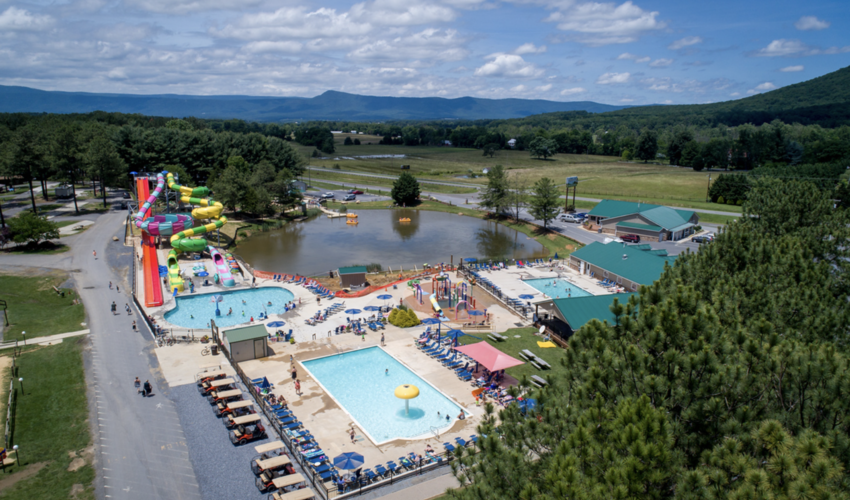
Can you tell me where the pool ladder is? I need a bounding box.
[430,426,441,439]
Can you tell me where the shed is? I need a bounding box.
[338,266,368,289]
[223,324,269,363]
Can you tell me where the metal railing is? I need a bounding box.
[4,378,14,449]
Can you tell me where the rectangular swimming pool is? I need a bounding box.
[302,347,465,445]
[524,278,592,299]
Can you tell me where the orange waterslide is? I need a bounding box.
[137,177,163,307]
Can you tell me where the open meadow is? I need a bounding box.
[295,138,740,213]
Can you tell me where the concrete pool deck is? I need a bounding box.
[467,261,620,302]
[238,324,484,470]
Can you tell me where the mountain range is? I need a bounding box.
[0,86,629,122]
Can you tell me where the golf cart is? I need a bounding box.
[224,412,260,430]
[207,389,243,406]
[230,421,267,446]
[214,399,254,418]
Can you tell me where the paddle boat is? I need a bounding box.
[399,218,411,222]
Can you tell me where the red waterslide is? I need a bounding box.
[137,177,163,307]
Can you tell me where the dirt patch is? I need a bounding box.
[0,461,49,490]
[70,483,85,497]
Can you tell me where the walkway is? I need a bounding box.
[0,329,90,350]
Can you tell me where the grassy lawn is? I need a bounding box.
[696,212,739,225]
[308,169,478,194]
[457,327,566,388]
[34,204,64,212]
[0,340,95,500]
[0,271,86,341]
[292,143,743,212]
[2,243,70,255]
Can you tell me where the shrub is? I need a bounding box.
[388,309,399,325]
[736,199,744,206]
[717,195,725,204]
[726,198,736,205]
[406,309,421,327]
[333,163,341,170]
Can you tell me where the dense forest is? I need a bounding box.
[448,177,850,500]
[0,112,305,217]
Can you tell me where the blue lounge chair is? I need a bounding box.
[373,464,389,477]
[455,437,468,447]
[362,468,378,483]
[398,456,416,469]
[386,461,403,474]
[458,372,472,381]
[281,421,302,430]
[318,470,336,482]
[278,416,297,425]
[443,442,456,453]
[312,463,332,474]
[470,434,478,444]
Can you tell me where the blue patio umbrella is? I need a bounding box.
[333,452,364,470]
[468,310,484,316]
[267,321,285,328]
[377,294,393,300]
[446,329,464,337]
[345,309,362,315]
[554,253,559,259]
[518,294,535,300]
[463,258,477,262]
[421,318,440,325]
[198,271,209,277]
[363,305,381,311]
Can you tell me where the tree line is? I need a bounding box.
[0,112,305,219]
[448,176,850,499]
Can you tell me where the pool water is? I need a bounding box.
[164,287,295,329]
[302,347,464,444]
[524,278,592,299]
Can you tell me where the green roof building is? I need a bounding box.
[338,266,368,289]
[222,324,269,362]
[569,241,676,291]
[587,199,698,242]
[550,293,636,334]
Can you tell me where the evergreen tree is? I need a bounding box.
[479,165,509,216]
[528,177,560,228]
[391,172,420,206]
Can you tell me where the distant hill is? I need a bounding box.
[0,86,629,122]
[610,64,850,127]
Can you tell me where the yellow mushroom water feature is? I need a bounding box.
[395,384,420,416]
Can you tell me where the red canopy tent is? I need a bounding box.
[454,342,524,372]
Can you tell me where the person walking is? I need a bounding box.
[291,366,297,381]
[135,377,141,393]
[380,333,385,346]
[93,250,97,259]
[111,301,117,315]
[125,303,131,315]
[109,281,113,290]
[132,321,137,331]
[143,380,152,397]
[116,285,120,293]
[294,379,301,396]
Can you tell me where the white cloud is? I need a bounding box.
[795,16,829,31]
[0,6,54,31]
[617,52,650,63]
[560,87,586,95]
[349,0,457,26]
[754,39,850,57]
[668,36,702,50]
[619,98,634,102]
[544,1,665,45]
[730,92,740,97]
[510,84,527,92]
[661,99,672,104]
[124,0,261,15]
[780,65,804,72]
[513,43,546,55]
[214,7,373,41]
[474,54,544,78]
[649,58,672,67]
[535,84,552,91]
[747,82,776,94]
[244,41,303,53]
[348,29,468,63]
[596,72,630,84]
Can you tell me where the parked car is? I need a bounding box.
[558,214,582,223]
[343,194,356,201]
[574,212,588,219]
[620,234,640,243]
[693,234,714,243]
[321,192,335,199]
[122,192,130,199]
[348,189,364,194]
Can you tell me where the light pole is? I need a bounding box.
[18,378,24,396]
[12,445,20,466]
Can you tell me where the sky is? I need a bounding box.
[1,0,849,105]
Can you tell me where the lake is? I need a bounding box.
[235,209,548,275]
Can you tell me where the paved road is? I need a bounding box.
[0,199,203,500]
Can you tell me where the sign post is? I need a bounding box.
[565,177,578,212]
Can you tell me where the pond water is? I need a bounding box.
[236,209,548,276]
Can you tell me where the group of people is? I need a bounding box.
[134,377,153,397]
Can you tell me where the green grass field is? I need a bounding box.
[0,272,86,341]
[0,340,95,500]
[308,168,478,194]
[293,140,740,212]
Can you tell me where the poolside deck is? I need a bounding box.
[238,324,483,469]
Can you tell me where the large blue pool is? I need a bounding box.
[164,287,295,329]
[524,278,592,299]
[303,347,465,444]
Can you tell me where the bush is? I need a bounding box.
[388,309,399,325]
[717,195,725,204]
[736,199,744,206]
[406,309,421,327]
[333,163,341,170]
[311,149,321,158]
[726,198,736,205]
[388,307,421,328]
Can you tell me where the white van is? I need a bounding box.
[558,213,582,223]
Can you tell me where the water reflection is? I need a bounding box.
[235,209,548,275]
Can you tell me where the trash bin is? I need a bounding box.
[211,345,219,356]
